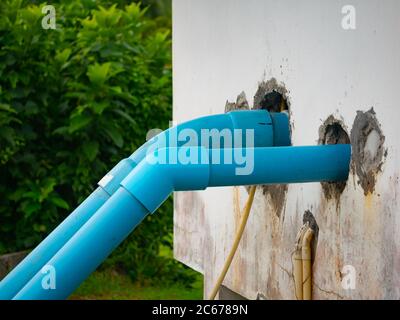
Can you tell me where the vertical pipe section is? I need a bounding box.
[293,226,307,300]
[302,228,314,300]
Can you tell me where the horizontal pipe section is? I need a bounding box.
[13,144,350,299]
[1,110,281,299]
[123,145,350,213]
[208,145,351,186]
[129,110,278,164]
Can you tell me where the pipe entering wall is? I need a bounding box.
[319,116,350,200]
[293,211,318,300]
[0,109,351,300]
[0,110,281,300]
[253,79,291,218]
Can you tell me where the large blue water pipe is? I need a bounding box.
[12,144,350,300]
[0,110,288,299]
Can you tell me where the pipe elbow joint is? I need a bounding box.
[121,147,210,213]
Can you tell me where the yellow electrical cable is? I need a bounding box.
[208,185,257,300]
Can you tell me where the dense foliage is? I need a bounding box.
[0,0,192,285]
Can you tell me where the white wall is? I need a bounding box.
[173,0,400,299]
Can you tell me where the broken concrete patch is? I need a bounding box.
[224,91,250,112]
[318,116,350,200]
[261,185,288,218]
[225,79,291,217]
[350,108,385,195]
[303,210,319,262]
[253,78,291,218]
[253,78,289,112]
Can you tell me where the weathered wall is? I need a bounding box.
[0,251,29,281]
[173,0,400,299]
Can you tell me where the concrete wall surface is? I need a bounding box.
[173,0,400,299]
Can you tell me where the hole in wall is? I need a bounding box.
[224,78,291,218]
[254,78,290,218]
[320,122,350,145]
[303,210,319,262]
[253,78,289,113]
[350,108,385,195]
[318,116,350,200]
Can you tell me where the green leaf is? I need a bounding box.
[49,196,70,210]
[104,126,123,147]
[95,5,122,27]
[87,62,111,86]
[23,191,39,200]
[0,103,15,113]
[110,86,122,94]
[39,178,57,202]
[9,189,26,202]
[52,126,69,135]
[21,201,41,219]
[113,109,137,126]
[69,114,92,133]
[55,48,72,65]
[82,141,99,161]
[91,101,108,114]
[9,72,18,88]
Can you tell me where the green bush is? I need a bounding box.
[0,0,194,285]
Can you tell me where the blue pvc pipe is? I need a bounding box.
[14,188,149,300]
[0,159,135,300]
[122,145,351,213]
[13,144,350,300]
[129,110,282,164]
[207,145,351,186]
[0,187,109,300]
[0,110,283,299]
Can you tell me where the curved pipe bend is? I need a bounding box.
[122,144,351,213]
[0,110,286,300]
[13,144,350,300]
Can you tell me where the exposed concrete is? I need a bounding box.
[224,83,290,218]
[318,116,350,200]
[253,78,290,113]
[224,91,250,112]
[303,210,319,261]
[260,185,288,218]
[254,79,290,218]
[219,285,247,300]
[350,108,386,195]
[173,0,400,300]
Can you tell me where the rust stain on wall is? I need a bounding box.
[175,86,397,300]
[174,192,205,273]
